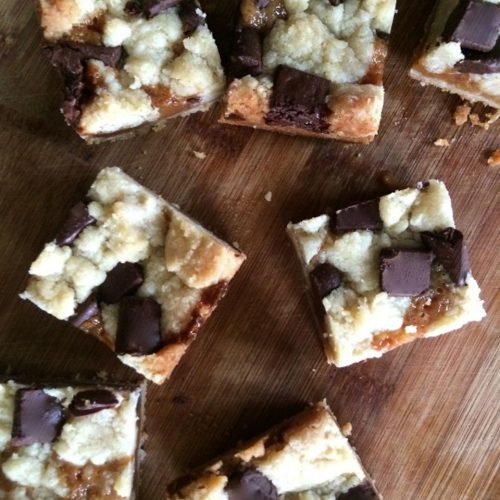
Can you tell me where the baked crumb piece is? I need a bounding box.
[21,167,246,384]
[193,150,207,159]
[287,180,486,367]
[453,103,471,126]
[167,402,380,499]
[487,149,500,166]
[470,109,500,130]
[264,191,272,202]
[341,422,353,437]
[0,379,144,499]
[434,138,450,147]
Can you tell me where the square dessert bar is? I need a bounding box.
[166,401,380,499]
[38,0,225,142]
[0,378,144,499]
[410,0,500,109]
[287,180,486,367]
[21,167,246,384]
[220,0,398,143]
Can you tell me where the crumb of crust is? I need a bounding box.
[264,191,272,202]
[97,371,108,380]
[232,241,241,250]
[341,422,352,437]
[193,150,207,159]
[487,149,500,167]
[453,103,471,126]
[434,138,450,147]
[470,110,500,130]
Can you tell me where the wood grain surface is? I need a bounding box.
[0,1,499,498]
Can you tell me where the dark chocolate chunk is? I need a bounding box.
[179,0,205,34]
[329,0,344,5]
[115,296,162,355]
[69,294,100,327]
[55,202,96,246]
[11,389,64,446]
[230,28,263,77]
[227,470,278,500]
[257,0,270,7]
[380,248,432,297]
[310,263,342,298]
[456,42,500,74]
[421,228,470,286]
[61,74,86,125]
[446,0,500,52]
[69,389,119,416]
[337,482,379,500]
[126,0,182,18]
[98,262,144,304]
[266,65,330,132]
[332,199,382,231]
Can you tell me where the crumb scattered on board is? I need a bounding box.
[454,102,500,130]
[232,241,241,250]
[264,191,272,202]
[193,150,206,159]
[453,103,471,126]
[487,150,500,166]
[341,422,352,437]
[434,138,450,147]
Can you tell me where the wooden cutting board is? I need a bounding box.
[0,0,498,498]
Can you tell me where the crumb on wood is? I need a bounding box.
[97,371,108,380]
[341,422,352,437]
[193,150,206,160]
[453,103,471,126]
[232,241,241,250]
[487,149,500,166]
[264,191,272,202]
[141,150,147,155]
[470,110,500,130]
[434,138,450,147]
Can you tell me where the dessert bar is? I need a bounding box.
[220,0,398,143]
[38,0,225,142]
[166,401,380,499]
[21,167,246,383]
[0,378,144,499]
[410,0,500,109]
[287,180,486,367]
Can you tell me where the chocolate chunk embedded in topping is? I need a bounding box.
[55,202,96,246]
[332,199,382,232]
[329,0,344,6]
[380,248,432,297]
[227,469,278,500]
[456,43,500,74]
[230,27,263,77]
[125,0,182,18]
[310,263,342,298]
[421,228,470,286]
[257,0,270,7]
[11,389,64,446]
[179,0,205,34]
[115,296,162,355]
[266,65,330,132]
[446,0,500,52]
[69,294,100,327]
[337,481,379,499]
[69,389,119,416]
[98,262,144,304]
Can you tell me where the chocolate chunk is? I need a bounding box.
[69,294,100,327]
[329,0,344,5]
[332,199,382,231]
[227,470,278,500]
[98,262,144,304]
[126,0,182,18]
[310,263,342,298]
[115,296,162,355]
[55,202,96,246]
[69,389,119,416]
[380,248,432,297]
[266,65,330,132]
[446,0,500,52]
[337,482,379,500]
[456,42,500,74]
[421,228,470,286]
[11,389,64,446]
[257,0,270,7]
[230,28,263,77]
[179,0,205,34]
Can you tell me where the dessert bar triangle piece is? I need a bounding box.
[38,0,225,142]
[0,377,145,499]
[410,0,500,108]
[166,401,381,499]
[220,0,398,143]
[287,180,486,367]
[21,167,246,384]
